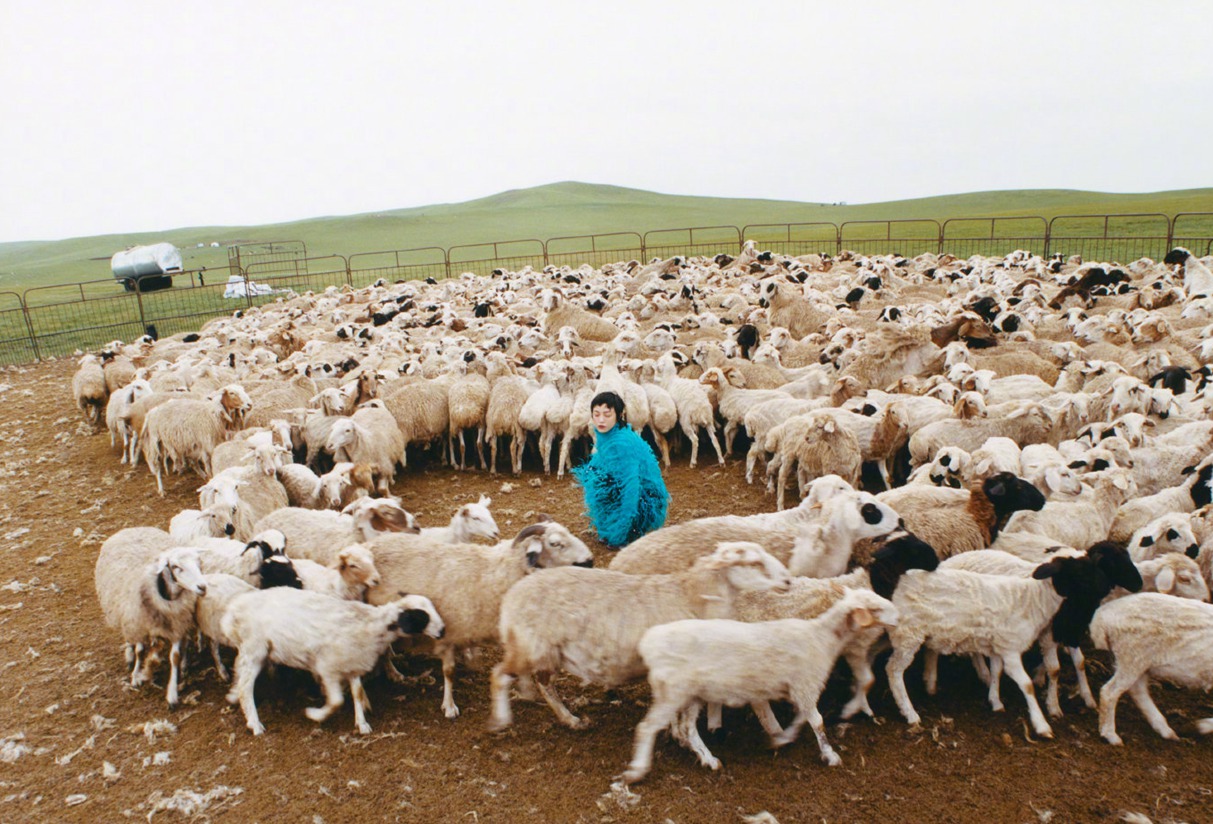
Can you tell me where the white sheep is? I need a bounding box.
[419,495,499,543]
[193,572,257,682]
[222,590,444,735]
[1089,593,1213,744]
[94,528,208,707]
[253,497,420,565]
[326,406,406,496]
[141,385,252,495]
[72,353,109,428]
[623,588,898,782]
[169,504,236,543]
[488,542,792,731]
[105,378,153,462]
[291,543,381,601]
[885,547,1141,738]
[367,518,594,718]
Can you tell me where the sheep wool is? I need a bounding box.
[573,423,668,547]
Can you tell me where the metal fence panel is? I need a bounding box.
[1170,213,1213,257]
[1046,214,1171,263]
[244,256,351,303]
[23,279,145,358]
[740,223,838,257]
[546,233,644,269]
[448,240,545,277]
[839,220,942,258]
[137,270,248,340]
[642,226,741,261]
[941,216,1048,258]
[0,292,36,365]
[228,240,308,277]
[348,247,448,286]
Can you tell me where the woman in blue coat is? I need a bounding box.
[573,391,669,548]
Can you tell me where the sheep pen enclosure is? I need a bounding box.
[7,256,1213,820]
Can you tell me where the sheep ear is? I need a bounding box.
[1155,567,1176,594]
[396,608,431,635]
[156,565,176,601]
[524,540,544,568]
[848,607,875,631]
[1045,467,1061,491]
[479,495,491,507]
[1032,559,1064,580]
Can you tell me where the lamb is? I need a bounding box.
[653,352,724,468]
[1089,593,1213,744]
[489,541,792,731]
[276,461,373,510]
[72,353,109,428]
[326,405,406,495]
[94,528,208,707]
[623,588,899,782]
[724,530,939,726]
[141,385,252,495]
[381,374,452,466]
[169,504,236,542]
[193,566,303,682]
[253,497,420,565]
[886,546,1142,737]
[698,366,791,456]
[366,518,593,718]
[483,353,531,475]
[192,529,291,586]
[222,590,444,735]
[105,378,153,461]
[447,360,490,470]
[419,495,499,543]
[874,473,1046,560]
[292,543,382,601]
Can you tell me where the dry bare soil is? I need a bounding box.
[1,359,1210,823]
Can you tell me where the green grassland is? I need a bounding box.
[4,181,1213,294]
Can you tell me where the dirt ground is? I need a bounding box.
[1,358,1211,824]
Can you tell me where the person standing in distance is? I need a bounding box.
[572,391,669,549]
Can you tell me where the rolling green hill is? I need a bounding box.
[3,181,1212,292]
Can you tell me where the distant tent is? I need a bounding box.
[224,275,275,298]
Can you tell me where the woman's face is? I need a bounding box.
[592,404,618,433]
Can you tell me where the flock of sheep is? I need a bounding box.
[70,240,1213,783]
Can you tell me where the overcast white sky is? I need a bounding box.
[1,1,1209,243]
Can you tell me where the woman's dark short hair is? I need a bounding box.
[591,391,626,421]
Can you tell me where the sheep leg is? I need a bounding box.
[971,653,992,686]
[653,429,670,469]
[775,701,841,767]
[166,641,183,707]
[924,649,939,695]
[128,642,144,684]
[534,671,585,729]
[1039,634,1064,718]
[210,639,228,682]
[488,434,499,476]
[1001,653,1052,738]
[706,701,722,731]
[623,698,682,784]
[751,700,785,737]
[724,420,738,456]
[474,427,486,470]
[488,663,515,731]
[745,442,762,484]
[681,421,700,468]
[1126,676,1178,741]
[1097,663,1148,746]
[349,676,372,734]
[230,647,267,735]
[706,424,725,466]
[986,656,1005,712]
[839,646,877,719]
[439,645,460,718]
[886,638,923,726]
[673,703,721,770]
[1068,645,1097,709]
[776,458,793,510]
[304,672,346,725]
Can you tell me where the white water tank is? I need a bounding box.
[111,243,183,279]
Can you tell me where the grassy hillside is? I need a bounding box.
[3,182,1213,293]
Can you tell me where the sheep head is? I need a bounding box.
[512,519,592,570]
[702,541,791,594]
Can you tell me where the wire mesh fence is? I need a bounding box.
[6,212,1213,366]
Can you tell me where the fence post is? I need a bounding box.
[1166,215,1175,251]
[344,255,353,287]
[18,296,40,362]
[132,278,149,335]
[444,248,452,280]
